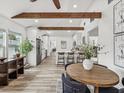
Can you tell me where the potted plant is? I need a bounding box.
[80,44,94,70]
[19,39,33,65]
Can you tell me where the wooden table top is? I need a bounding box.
[66,63,119,87]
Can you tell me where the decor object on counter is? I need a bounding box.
[80,44,94,70]
[19,39,33,68]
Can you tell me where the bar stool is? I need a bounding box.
[77,52,85,63]
[58,52,65,64]
[67,52,74,64]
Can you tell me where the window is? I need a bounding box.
[0,29,6,57]
[8,31,22,58]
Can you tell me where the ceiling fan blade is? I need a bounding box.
[52,0,61,9]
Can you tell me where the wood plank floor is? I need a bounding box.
[0,55,64,93]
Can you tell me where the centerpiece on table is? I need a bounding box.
[80,44,94,70]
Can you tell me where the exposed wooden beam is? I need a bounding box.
[52,0,61,9]
[12,12,102,19]
[38,27,84,30]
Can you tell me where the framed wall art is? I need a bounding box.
[114,34,124,68]
[113,0,124,34]
[61,41,67,49]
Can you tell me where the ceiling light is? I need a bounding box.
[34,19,39,23]
[69,20,73,23]
[73,4,77,8]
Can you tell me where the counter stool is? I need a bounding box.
[58,52,65,64]
[77,52,85,63]
[67,52,74,64]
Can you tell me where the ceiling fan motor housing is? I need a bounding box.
[30,0,37,2]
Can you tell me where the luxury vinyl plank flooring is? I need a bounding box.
[0,55,64,93]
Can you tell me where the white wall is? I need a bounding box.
[56,36,73,52]
[26,27,37,66]
[80,0,124,88]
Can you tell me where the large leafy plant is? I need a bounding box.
[19,40,33,56]
[80,44,94,59]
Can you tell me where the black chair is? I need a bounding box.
[77,52,85,63]
[119,88,124,93]
[58,52,65,64]
[119,78,124,93]
[99,87,119,93]
[122,78,124,86]
[94,63,108,68]
[64,63,73,70]
[62,73,90,93]
[67,52,75,64]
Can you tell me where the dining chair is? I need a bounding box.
[58,52,65,64]
[62,73,90,93]
[77,52,85,63]
[119,77,124,93]
[67,52,75,64]
[64,63,73,70]
[93,63,108,68]
[99,87,119,93]
[122,77,124,86]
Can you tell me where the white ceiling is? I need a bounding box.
[0,0,94,36]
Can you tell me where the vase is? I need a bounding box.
[83,59,93,70]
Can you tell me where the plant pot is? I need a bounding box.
[83,59,93,70]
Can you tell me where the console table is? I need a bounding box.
[0,57,25,86]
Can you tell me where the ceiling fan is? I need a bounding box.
[30,0,61,9]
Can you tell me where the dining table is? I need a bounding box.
[66,63,119,93]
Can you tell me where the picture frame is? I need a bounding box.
[61,41,67,49]
[113,0,124,34]
[114,34,124,68]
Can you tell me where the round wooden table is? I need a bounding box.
[66,63,119,93]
